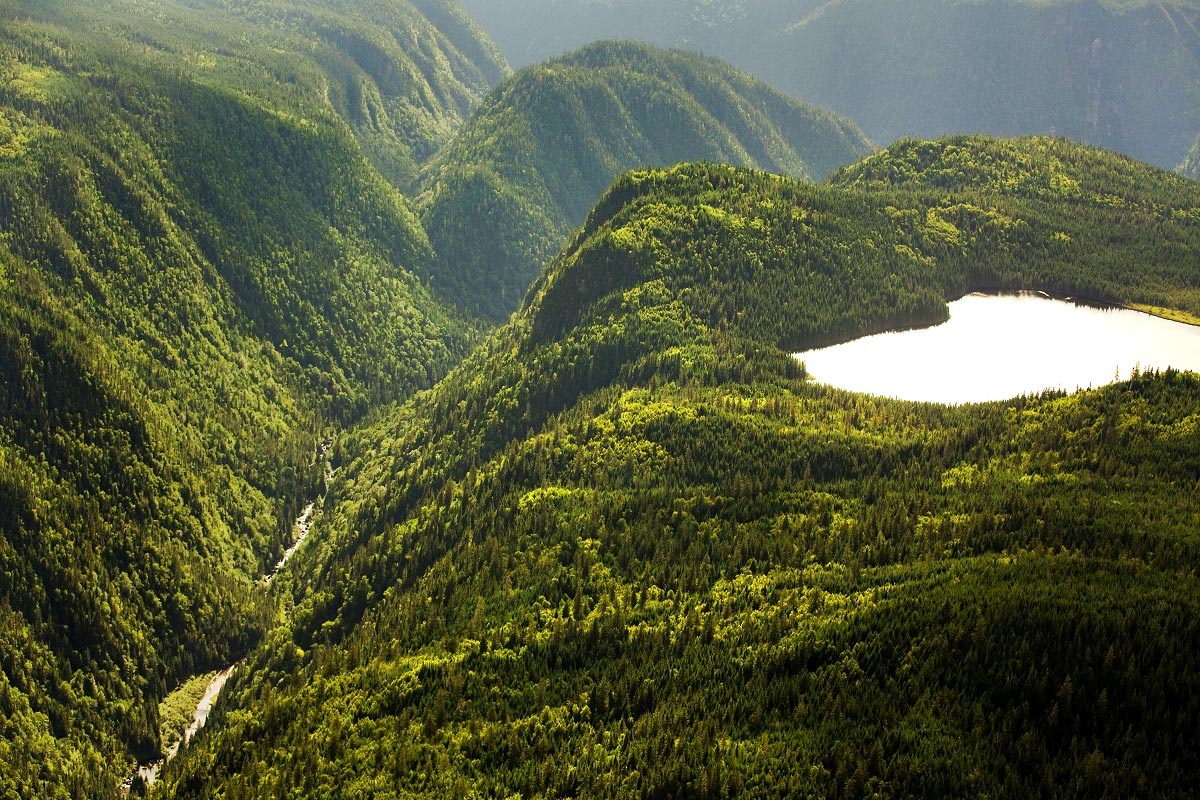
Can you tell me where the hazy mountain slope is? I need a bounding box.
[754,0,1200,171]
[0,9,481,796]
[159,140,1200,798]
[460,0,1200,170]
[419,41,871,319]
[11,0,508,189]
[1183,134,1200,179]
[460,0,770,66]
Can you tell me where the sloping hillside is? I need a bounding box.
[0,3,493,794]
[461,0,1200,170]
[1182,133,1200,179]
[8,0,508,188]
[419,41,871,319]
[158,139,1200,799]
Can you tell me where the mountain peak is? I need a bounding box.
[420,41,870,320]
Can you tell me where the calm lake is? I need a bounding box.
[796,292,1200,404]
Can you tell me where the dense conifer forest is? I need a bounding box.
[0,1,1198,798]
[418,41,870,320]
[159,142,1200,798]
[0,0,500,794]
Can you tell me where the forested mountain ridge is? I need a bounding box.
[824,135,1200,318]
[0,3,495,796]
[417,40,871,320]
[834,135,1200,200]
[460,0,1200,171]
[160,139,1200,798]
[5,0,508,189]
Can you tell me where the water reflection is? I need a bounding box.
[796,292,1200,404]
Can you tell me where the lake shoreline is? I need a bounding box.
[796,291,1200,404]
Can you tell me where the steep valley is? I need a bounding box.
[0,2,1198,798]
[418,40,871,320]
[0,0,497,794]
[160,142,1200,799]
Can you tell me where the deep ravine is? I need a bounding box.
[121,440,335,796]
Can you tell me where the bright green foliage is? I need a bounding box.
[157,672,219,754]
[461,0,1200,170]
[828,135,1200,317]
[0,4,486,796]
[835,134,1198,200]
[159,140,1200,798]
[419,41,871,320]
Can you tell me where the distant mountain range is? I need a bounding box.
[461,0,1200,171]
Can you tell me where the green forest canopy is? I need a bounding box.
[2,0,1199,794]
[4,0,508,189]
[418,40,870,320]
[159,138,1200,799]
[0,1,499,795]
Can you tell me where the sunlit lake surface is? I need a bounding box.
[796,292,1200,404]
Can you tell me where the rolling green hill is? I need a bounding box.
[0,2,497,795]
[460,0,1200,171]
[418,41,871,320]
[158,138,1200,798]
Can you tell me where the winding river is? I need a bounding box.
[122,440,333,794]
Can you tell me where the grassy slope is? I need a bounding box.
[160,138,1200,798]
[460,0,1200,170]
[0,1,503,795]
[418,40,871,320]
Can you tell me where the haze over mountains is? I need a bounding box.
[461,0,1200,171]
[1183,134,1200,179]
[0,1,1198,798]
